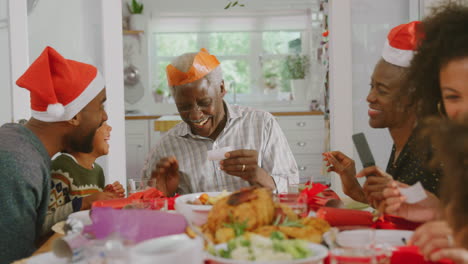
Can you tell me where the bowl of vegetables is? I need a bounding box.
[206,232,328,264]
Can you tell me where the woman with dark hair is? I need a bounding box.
[405,2,468,121]
[382,2,468,263]
[325,21,441,207]
[382,0,468,222]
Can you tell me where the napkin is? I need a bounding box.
[87,207,187,243]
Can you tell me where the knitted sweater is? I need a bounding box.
[0,123,50,264]
[44,154,105,232]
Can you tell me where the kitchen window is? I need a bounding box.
[150,10,324,105]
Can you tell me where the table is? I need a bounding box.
[33,232,64,255]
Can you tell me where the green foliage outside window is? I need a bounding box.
[262,31,301,54]
[155,33,198,56]
[209,32,250,55]
[221,60,250,94]
[153,31,305,95]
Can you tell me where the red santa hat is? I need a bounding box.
[16,46,105,122]
[382,21,421,67]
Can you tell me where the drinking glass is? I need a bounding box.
[329,246,391,264]
[277,193,308,217]
[127,179,156,196]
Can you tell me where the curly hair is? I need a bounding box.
[404,2,468,119]
[421,115,468,246]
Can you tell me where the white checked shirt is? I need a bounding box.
[142,102,299,194]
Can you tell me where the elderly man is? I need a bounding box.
[143,48,298,196]
[0,46,108,263]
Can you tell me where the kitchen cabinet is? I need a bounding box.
[276,115,327,184]
[125,120,150,181]
[125,113,328,185]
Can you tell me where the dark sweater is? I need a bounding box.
[0,123,50,263]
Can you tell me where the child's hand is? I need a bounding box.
[104,181,125,198]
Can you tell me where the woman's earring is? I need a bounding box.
[437,101,445,116]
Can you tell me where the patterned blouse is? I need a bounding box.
[385,128,441,195]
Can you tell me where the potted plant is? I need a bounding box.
[282,55,310,100]
[152,88,165,103]
[127,0,145,31]
[283,54,310,80]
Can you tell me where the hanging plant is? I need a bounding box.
[224,1,245,9]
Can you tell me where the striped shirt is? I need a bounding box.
[142,102,299,194]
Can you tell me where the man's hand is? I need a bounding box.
[323,151,367,202]
[81,191,117,210]
[151,156,180,197]
[220,149,275,190]
[104,181,125,198]
[382,181,439,222]
[410,221,454,259]
[357,166,392,208]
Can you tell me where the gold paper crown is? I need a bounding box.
[166,48,220,87]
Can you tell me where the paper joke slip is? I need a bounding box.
[207,146,235,161]
[399,181,427,204]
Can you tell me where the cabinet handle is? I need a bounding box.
[296,122,306,127]
[299,166,307,171]
[137,144,143,148]
[297,141,306,147]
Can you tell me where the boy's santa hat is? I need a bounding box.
[16,46,105,122]
[382,21,421,67]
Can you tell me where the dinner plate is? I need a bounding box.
[335,229,414,248]
[19,252,69,264]
[174,192,227,226]
[67,210,92,226]
[206,242,328,264]
[130,234,204,264]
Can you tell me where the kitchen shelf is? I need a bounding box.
[123,30,144,35]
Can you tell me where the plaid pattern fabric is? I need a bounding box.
[142,102,298,194]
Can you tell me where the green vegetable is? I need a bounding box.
[223,214,249,237]
[219,248,231,259]
[270,231,286,241]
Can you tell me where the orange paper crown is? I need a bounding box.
[166,48,220,87]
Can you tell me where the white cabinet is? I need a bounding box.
[125,120,150,180]
[276,115,327,184]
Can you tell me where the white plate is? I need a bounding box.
[206,242,328,264]
[130,234,204,264]
[175,192,226,226]
[67,210,91,226]
[22,252,69,264]
[336,229,413,248]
